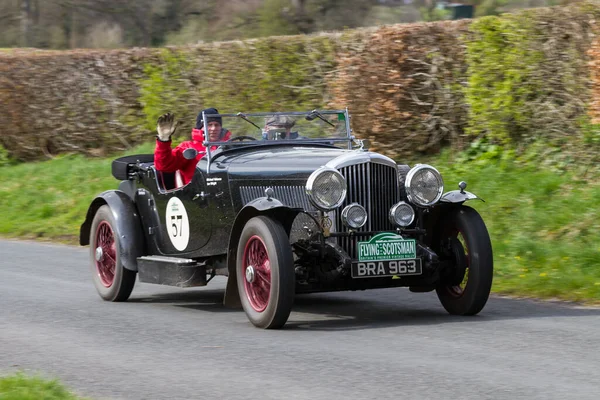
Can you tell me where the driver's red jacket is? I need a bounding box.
[154,128,231,185]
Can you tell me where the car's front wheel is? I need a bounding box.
[236,216,295,329]
[89,205,136,302]
[436,206,493,315]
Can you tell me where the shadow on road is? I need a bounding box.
[127,282,600,331]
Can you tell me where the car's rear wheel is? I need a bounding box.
[90,205,136,302]
[236,216,295,329]
[436,206,493,315]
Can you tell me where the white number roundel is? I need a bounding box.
[165,197,190,251]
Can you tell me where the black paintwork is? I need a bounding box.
[80,139,470,292]
[133,143,349,259]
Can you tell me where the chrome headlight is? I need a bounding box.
[341,203,368,229]
[405,164,444,207]
[306,167,347,211]
[389,201,415,227]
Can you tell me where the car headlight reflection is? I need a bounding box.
[306,167,347,211]
[405,164,444,207]
[341,203,368,229]
[389,201,415,227]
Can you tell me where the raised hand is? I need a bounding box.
[156,112,180,142]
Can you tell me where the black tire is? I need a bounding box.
[89,205,136,302]
[236,216,295,329]
[435,206,493,316]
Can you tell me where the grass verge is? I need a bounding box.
[0,143,598,303]
[0,372,86,400]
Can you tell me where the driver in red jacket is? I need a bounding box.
[154,108,231,186]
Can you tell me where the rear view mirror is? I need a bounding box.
[183,148,198,160]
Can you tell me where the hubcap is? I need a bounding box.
[95,246,103,262]
[245,265,255,283]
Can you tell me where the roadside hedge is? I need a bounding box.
[1,2,600,163]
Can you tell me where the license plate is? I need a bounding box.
[351,259,422,278]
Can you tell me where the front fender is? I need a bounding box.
[79,190,145,271]
[440,190,482,204]
[223,197,299,308]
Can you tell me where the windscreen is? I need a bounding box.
[202,110,352,146]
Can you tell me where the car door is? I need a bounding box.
[136,161,212,256]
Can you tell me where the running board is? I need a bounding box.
[137,255,207,287]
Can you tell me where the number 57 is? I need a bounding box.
[170,215,182,237]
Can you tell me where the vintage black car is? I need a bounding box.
[80,109,493,329]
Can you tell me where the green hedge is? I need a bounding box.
[1,3,600,164]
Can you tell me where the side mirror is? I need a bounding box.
[183,148,198,160]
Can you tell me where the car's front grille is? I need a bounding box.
[335,162,400,258]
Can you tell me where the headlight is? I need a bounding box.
[341,203,368,229]
[389,201,415,227]
[306,167,347,211]
[405,164,444,207]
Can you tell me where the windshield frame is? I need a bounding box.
[201,108,353,167]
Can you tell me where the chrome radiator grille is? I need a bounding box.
[336,162,400,259]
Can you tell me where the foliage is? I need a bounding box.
[139,48,194,131]
[474,0,509,17]
[328,20,471,158]
[436,148,600,303]
[0,372,85,400]
[419,6,451,22]
[138,33,336,142]
[0,143,16,167]
[256,0,302,37]
[0,0,579,51]
[4,3,600,165]
[465,5,595,158]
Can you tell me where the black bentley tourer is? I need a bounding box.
[80,109,493,329]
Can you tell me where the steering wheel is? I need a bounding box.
[228,135,257,142]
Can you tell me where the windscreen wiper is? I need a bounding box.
[306,109,335,127]
[236,112,262,130]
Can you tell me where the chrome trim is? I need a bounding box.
[305,167,347,211]
[405,164,444,207]
[440,190,480,203]
[335,162,399,258]
[389,201,415,227]
[341,203,368,229]
[325,151,397,170]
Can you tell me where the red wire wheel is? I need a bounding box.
[236,216,295,329]
[241,235,271,312]
[94,221,117,288]
[89,205,136,302]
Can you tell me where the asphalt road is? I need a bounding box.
[1,239,600,400]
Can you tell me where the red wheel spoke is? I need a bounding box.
[95,221,116,288]
[242,235,271,312]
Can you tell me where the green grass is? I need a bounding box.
[0,143,599,303]
[0,372,86,400]
[431,150,600,303]
[0,143,154,242]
